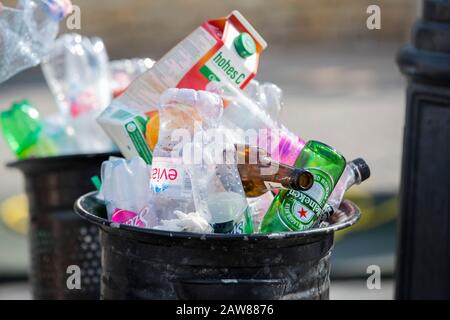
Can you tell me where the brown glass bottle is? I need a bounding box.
[233,144,314,198]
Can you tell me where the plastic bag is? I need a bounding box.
[101,157,157,228]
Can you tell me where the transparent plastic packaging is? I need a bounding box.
[245,80,283,121]
[42,33,111,118]
[42,33,114,153]
[0,0,72,83]
[101,157,157,228]
[150,88,223,223]
[207,81,305,167]
[185,141,253,234]
[109,58,155,98]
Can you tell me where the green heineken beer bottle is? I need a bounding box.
[259,141,346,233]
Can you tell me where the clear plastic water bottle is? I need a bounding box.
[42,113,80,155]
[41,33,114,153]
[186,143,254,234]
[150,88,223,222]
[245,80,283,121]
[42,33,111,118]
[109,58,155,98]
[0,0,72,83]
[207,81,305,167]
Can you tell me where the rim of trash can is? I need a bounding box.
[74,191,361,241]
[7,152,121,173]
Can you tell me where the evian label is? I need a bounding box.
[150,157,185,193]
[112,207,151,228]
[278,168,333,231]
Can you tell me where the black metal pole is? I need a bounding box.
[396,0,450,300]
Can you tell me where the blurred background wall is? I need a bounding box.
[61,0,419,58]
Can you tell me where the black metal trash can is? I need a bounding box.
[75,192,361,300]
[8,153,118,300]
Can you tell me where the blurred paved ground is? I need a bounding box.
[0,279,394,300]
[0,43,404,300]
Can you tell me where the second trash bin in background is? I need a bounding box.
[8,153,118,300]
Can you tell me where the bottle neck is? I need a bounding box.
[262,128,305,166]
[318,162,362,221]
[347,161,363,186]
[41,0,72,21]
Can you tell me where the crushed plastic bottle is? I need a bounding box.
[185,142,254,234]
[150,88,223,223]
[101,157,157,228]
[245,80,283,121]
[0,0,72,83]
[207,80,305,167]
[42,113,79,155]
[42,33,114,153]
[42,33,111,118]
[109,58,155,98]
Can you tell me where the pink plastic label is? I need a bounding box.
[257,129,305,167]
[111,207,151,228]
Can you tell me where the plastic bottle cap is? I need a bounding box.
[43,0,73,21]
[352,158,371,182]
[234,32,256,58]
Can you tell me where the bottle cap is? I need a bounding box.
[43,0,73,21]
[234,32,256,58]
[352,158,371,182]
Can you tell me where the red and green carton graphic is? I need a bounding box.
[115,10,267,111]
[98,11,266,165]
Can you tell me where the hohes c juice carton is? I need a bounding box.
[98,11,266,163]
[112,10,267,111]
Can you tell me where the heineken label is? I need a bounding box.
[278,168,334,231]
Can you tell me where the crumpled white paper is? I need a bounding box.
[154,210,213,233]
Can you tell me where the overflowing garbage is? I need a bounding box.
[1,9,370,234]
[95,11,370,234]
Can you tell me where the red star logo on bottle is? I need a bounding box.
[298,208,308,218]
